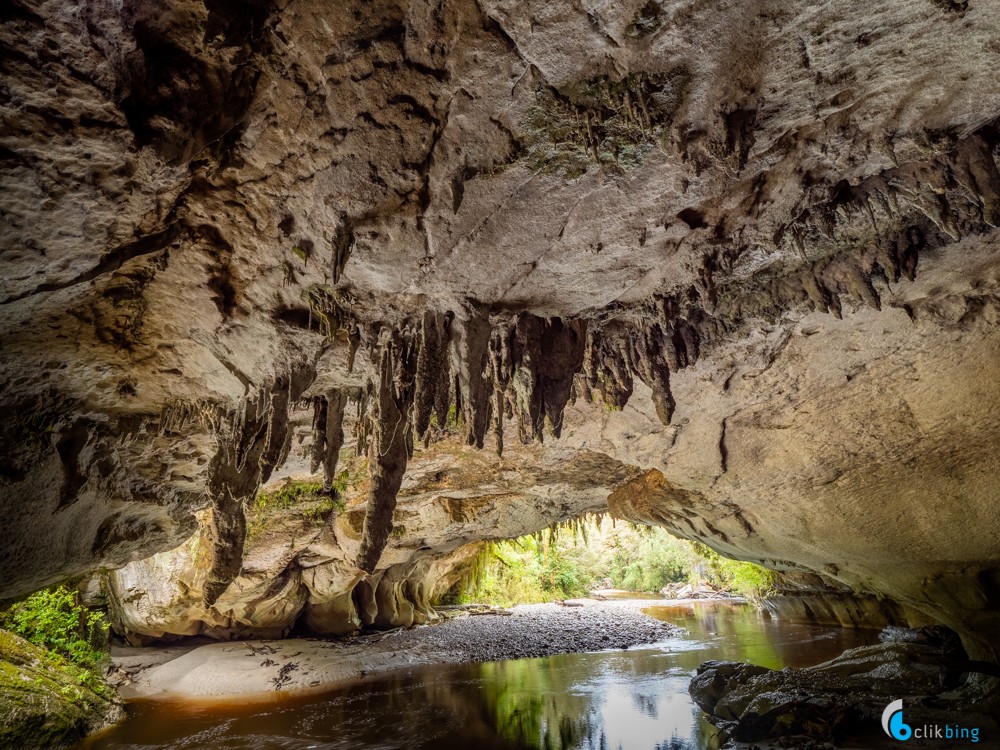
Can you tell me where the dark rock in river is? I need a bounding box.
[690,626,1000,747]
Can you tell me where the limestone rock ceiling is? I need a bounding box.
[1,0,999,656]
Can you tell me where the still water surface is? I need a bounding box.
[78,602,878,750]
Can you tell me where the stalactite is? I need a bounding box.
[632,325,675,425]
[802,268,832,313]
[954,134,1000,228]
[450,310,492,448]
[260,376,292,485]
[309,396,328,475]
[488,321,515,456]
[322,389,346,492]
[846,262,881,311]
[899,227,922,282]
[674,319,700,366]
[356,330,417,574]
[535,317,586,438]
[413,311,438,439]
[413,311,448,440]
[346,326,361,373]
[583,325,634,410]
[511,313,544,442]
[355,388,371,453]
[203,367,315,605]
[432,313,453,430]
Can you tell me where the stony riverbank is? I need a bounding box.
[110,599,678,699]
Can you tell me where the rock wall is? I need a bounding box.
[2,0,999,660]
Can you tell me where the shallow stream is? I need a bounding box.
[77,602,878,750]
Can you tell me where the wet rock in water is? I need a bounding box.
[690,626,999,747]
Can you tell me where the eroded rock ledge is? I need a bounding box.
[1,0,999,663]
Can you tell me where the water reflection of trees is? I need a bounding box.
[87,604,871,750]
[475,654,707,750]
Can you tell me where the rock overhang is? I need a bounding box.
[0,0,999,658]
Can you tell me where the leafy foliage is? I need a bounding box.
[0,586,107,672]
[452,518,776,607]
[692,542,777,604]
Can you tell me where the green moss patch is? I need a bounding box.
[0,629,122,749]
[246,478,348,542]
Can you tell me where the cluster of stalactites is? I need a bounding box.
[353,308,688,463]
[347,307,695,571]
[576,311,690,427]
[310,390,347,493]
[737,130,1000,325]
[487,314,586,455]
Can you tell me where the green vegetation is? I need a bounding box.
[692,541,777,605]
[1,586,108,675]
[247,477,347,541]
[1,627,121,748]
[429,403,461,430]
[451,517,775,606]
[0,585,119,746]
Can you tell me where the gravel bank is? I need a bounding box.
[389,599,679,662]
[112,598,678,699]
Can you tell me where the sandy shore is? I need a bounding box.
[110,598,679,699]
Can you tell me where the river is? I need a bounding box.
[76,601,878,750]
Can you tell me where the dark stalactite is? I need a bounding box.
[451,309,491,449]
[583,325,634,410]
[633,325,675,425]
[537,317,586,437]
[310,389,347,490]
[204,372,307,605]
[488,321,515,456]
[432,313,454,429]
[414,310,448,440]
[309,395,328,475]
[356,330,417,574]
[323,389,347,492]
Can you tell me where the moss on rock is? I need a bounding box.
[0,628,123,750]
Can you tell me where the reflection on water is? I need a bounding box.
[76,602,878,750]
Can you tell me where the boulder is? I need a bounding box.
[0,629,123,749]
[690,626,998,746]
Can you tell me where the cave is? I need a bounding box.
[1,0,999,748]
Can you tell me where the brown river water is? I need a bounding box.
[75,601,879,750]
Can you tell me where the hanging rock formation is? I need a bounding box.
[1,0,1000,662]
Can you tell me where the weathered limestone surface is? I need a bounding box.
[1,0,999,659]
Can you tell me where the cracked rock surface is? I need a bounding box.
[1,0,1000,660]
